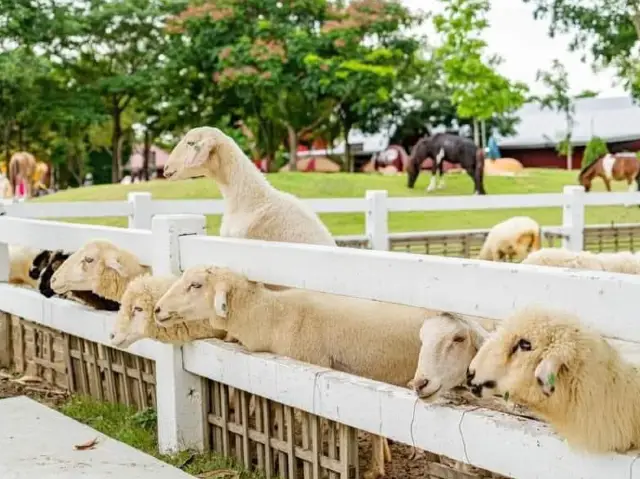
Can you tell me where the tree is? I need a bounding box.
[58,0,179,182]
[521,0,640,97]
[169,0,423,171]
[583,136,609,169]
[433,0,528,146]
[534,59,575,169]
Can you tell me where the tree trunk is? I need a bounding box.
[473,119,480,145]
[341,119,353,173]
[286,125,298,171]
[480,120,487,148]
[567,140,573,170]
[143,128,151,181]
[111,101,122,183]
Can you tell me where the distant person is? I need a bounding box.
[83,173,93,186]
[487,135,501,160]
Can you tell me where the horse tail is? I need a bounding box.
[475,148,485,170]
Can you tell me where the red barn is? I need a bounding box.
[497,96,640,169]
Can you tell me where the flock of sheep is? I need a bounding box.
[5,125,640,478]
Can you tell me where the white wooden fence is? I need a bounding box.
[1,194,640,477]
[3,184,640,252]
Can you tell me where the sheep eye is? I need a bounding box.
[189,282,202,290]
[518,339,532,351]
[511,338,532,355]
[453,335,465,343]
[186,140,196,147]
[133,306,143,313]
[84,257,94,263]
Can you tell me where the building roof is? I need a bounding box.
[498,96,640,149]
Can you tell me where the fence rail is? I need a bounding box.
[2,185,640,253]
[0,208,640,478]
[1,186,640,478]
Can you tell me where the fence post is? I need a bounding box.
[128,192,153,230]
[562,185,585,252]
[151,214,207,454]
[365,190,389,250]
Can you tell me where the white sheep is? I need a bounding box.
[162,127,336,246]
[110,274,228,349]
[467,305,640,454]
[153,265,444,479]
[50,239,149,302]
[521,247,605,271]
[477,216,541,262]
[410,313,495,400]
[7,244,41,288]
[595,251,640,274]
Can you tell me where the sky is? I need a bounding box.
[401,0,628,98]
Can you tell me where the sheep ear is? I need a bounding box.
[214,282,229,318]
[534,355,563,396]
[103,251,127,276]
[184,137,216,168]
[458,315,491,348]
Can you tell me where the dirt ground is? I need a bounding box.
[0,369,70,409]
[0,368,508,479]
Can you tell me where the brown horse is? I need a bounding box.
[578,152,640,193]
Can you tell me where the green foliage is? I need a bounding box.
[535,59,575,163]
[582,136,609,169]
[433,0,528,125]
[522,0,640,99]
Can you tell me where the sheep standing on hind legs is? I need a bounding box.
[477,216,541,262]
[467,305,640,453]
[153,265,470,479]
[162,126,336,246]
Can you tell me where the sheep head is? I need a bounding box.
[163,127,231,182]
[466,306,580,409]
[29,250,51,280]
[409,312,491,401]
[50,240,144,295]
[111,275,176,349]
[154,265,250,329]
[38,250,71,298]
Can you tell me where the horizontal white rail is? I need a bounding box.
[0,284,159,360]
[1,200,131,218]
[179,234,640,343]
[386,193,566,211]
[183,339,640,479]
[0,217,154,265]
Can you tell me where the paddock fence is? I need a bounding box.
[3,185,640,258]
[1,192,640,478]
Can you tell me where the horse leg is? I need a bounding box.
[436,149,446,189]
[602,176,612,192]
[425,152,440,193]
[624,176,636,207]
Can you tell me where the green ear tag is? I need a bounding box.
[503,391,510,401]
[547,373,556,387]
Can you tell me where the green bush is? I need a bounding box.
[582,136,609,169]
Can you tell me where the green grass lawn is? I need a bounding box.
[34,169,640,235]
[60,396,261,478]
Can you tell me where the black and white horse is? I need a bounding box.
[406,133,486,195]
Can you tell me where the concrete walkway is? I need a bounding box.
[0,396,194,478]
